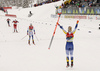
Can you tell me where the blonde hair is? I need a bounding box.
[68,26,72,32]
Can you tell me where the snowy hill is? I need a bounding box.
[0,0,100,71]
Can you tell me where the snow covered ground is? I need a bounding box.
[0,0,100,71]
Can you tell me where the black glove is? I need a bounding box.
[60,26,63,29]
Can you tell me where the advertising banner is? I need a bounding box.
[62,7,100,15]
[64,15,87,19]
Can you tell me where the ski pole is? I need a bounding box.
[48,14,61,49]
[21,35,27,40]
[35,34,39,41]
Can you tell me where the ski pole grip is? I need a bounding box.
[77,20,79,24]
[57,22,59,25]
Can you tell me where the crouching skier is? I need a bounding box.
[57,20,79,68]
[27,24,36,45]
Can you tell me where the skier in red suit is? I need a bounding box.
[12,19,19,33]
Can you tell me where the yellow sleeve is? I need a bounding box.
[62,29,67,34]
[73,23,78,34]
[73,30,76,34]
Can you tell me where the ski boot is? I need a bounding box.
[28,40,30,45]
[32,40,35,45]
[16,30,18,33]
[8,24,10,27]
[71,57,73,67]
[66,62,69,67]
[14,30,15,33]
[66,57,69,67]
[71,62,73,67]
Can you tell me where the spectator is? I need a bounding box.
[79,3,82,8]
[82,3,85,8]
[97,0,100,3]
[71,0,76,5]
[69,0,72,4]
[88,0,93,7]
[64,0,71,7]
[62,3,64,7]
[93,0,97,4]
[76,0,81,4]
[76,2,80,7]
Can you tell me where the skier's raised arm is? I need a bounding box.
[57,22,67,34]
[73,20,79,34]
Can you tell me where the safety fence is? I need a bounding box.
[61,7,100,15]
